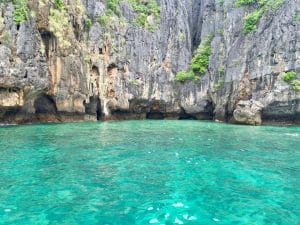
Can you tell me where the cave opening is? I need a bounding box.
[84,96,102,120]
[146,112,164,119]
[178,108,197,120]
[34,94,57,114]
[92,66,100,76]
[39,30,56,58]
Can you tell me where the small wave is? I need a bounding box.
[172,202,184,207]
[175,217,184,224]
[149,218,159,224]
[285,133,299,137]
[183,214,197,221]
[0,123,18,127]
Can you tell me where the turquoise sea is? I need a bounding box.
[0,120,299,225]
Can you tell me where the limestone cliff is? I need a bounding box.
[0,0,299,124]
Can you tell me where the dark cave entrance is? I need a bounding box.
[39,30,56,58]
[34,94,57,114]
[84,96,102,120]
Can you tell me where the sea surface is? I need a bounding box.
[0,120,299,225]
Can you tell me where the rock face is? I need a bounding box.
[0,0,299,124]
[233,100,264,125]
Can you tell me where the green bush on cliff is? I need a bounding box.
[128,0,160,31]
[243,10,262,33]
[175,34,213,82]
[218,66,225,74]
[236,0,284,34]
[107,0,121,16]
[0,0,17,4]
[218,0,224,7]
[175,70,198,82]
[54,0,64,10]
[95,0,160,31]
[236,0,283,9]
[213,79,225,89]
[291,80,300,91]
[191,34,213,74]
[282,71,297,82]
[85,18,92,29]
[97,12,113,26]
[235,0,257,7]
[49,7,71,48]
[1,0,30,24]
[97,0,122,27]
[13,0,29,24]
[282,70,300,91]
[295,10,300,22]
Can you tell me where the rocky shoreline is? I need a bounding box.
[0,109,299,125]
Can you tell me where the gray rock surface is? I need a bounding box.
[0,0,299,124]
[233,100,264,125]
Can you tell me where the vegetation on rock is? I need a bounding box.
[0,0,29,24]
[54,0,64,10]
[243,10,262,33]
[291,80,300,91]
[96,0,160,31]
[282,71,300,92]
[49,5,72,48]
[176,34,213,82]
[283,71,297,82]
[97,0,121,26]
[218,0,224,6]
[85,17,92,29]
[235,0,284,34]
[213,79,225,90]
[191,34,213,74]
[218,66,225,75]
[97,13,113,26]
[128,0,160,31]
[295,10,300,22]
[13,0,29,24]
[235,0,257,7]
[175,70,198,82]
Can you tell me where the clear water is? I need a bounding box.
[0,121,299,225]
